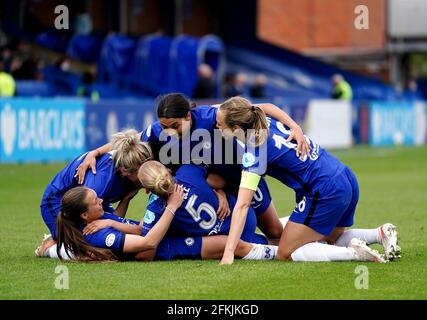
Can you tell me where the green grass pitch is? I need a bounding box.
[0,146,426,299]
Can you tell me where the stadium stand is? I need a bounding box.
[66,33,104,63]
[169,34,224,98]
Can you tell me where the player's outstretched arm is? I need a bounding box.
[256,103,310,158]
[220,187,255,265]
[76,132,143,184]
[83,219,142,235]
[123,184,184,253]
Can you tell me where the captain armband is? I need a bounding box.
[239,171,261,191]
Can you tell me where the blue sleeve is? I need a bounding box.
[239,142,267,176]
[198,105,217,122]
[141,194,165,236]
[141,122,162,143]
[84,227,126,252]
[193,105,217,130]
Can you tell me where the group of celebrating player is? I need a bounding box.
[35,93,401,264]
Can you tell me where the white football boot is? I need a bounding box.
[349,238,386,263]
[378,223,401,261]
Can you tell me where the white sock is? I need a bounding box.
[291,242,356,262]
[242,244,278,260]
[335,228,380,247]
[45,244,75,260]
[279,216,290,229]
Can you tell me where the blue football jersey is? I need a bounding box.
[141,164,258,240]
[142,164,221,237]
[140,106,266,195]
[238,117,346,200]
[141,105,219,165]
[83,213,139,253]
[41,152,129,217]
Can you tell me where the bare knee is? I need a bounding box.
[234,240,250,258]
[276,247,293,261]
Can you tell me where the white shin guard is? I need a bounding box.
[291,242,355,262]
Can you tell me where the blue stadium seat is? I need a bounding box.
[97,34,137,88]
[67,34,104,63]
[43,66,82,96]
[169,34,224,98]
[133,34,173,96]
[226,44,400,101]
[35,29,70,53]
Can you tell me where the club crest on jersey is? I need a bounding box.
[242,152,256,168]
[147,193,159,205]
[144,210,156,224]
[105,233,116,247]
[185,237,195,247]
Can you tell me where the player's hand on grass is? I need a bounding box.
[83,219,113,235]
[287,125,310,159]
[75,150,98,184]
[214,189,230,220]
[167,184,185,212]
[220,252,235,265]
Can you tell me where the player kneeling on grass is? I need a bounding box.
[216,97,401,264]
[36,186,277,262]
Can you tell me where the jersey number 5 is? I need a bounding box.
[185,194,217,230]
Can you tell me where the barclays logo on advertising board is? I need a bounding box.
[0,99,85,163]
[17,108,84,150]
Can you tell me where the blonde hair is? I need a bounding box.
[138,161,175,199]
[219,96,269,146]
[110,129,153,173]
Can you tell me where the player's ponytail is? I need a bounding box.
[56,187,117,262]
[251,105,269,146]
[111,129,153,173]
[138,161,175,199]
[156,93,195,119]
[219,96,269,146]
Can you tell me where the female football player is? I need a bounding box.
[137,160,267,244]
[38,186,277,262]
[75,93,309,242]
[36,130,153,259]
[215,96,400,264]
